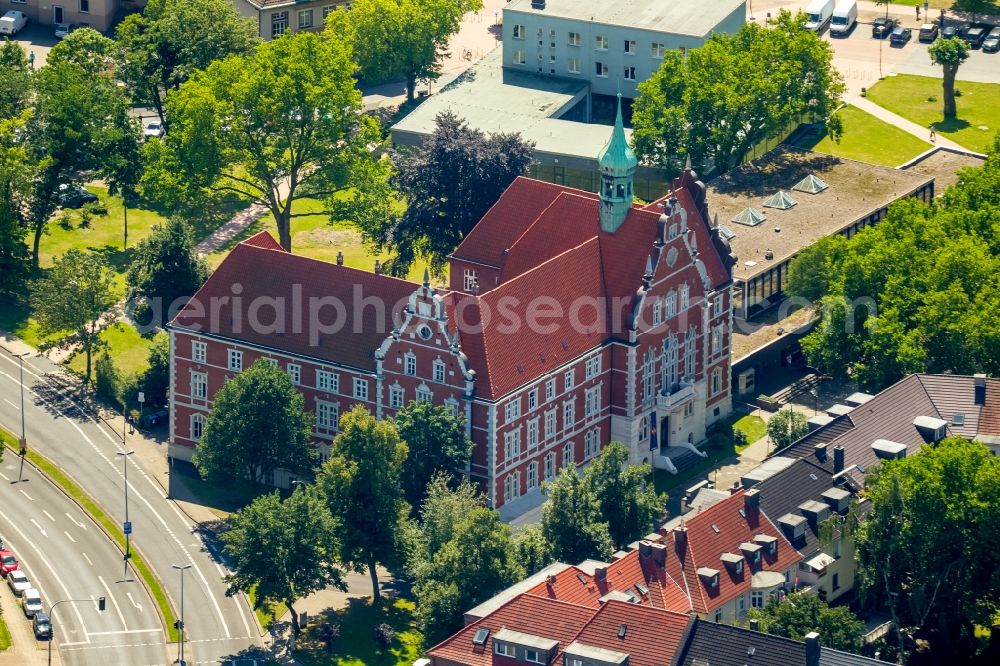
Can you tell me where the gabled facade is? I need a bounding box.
[167,112,736,513]
[233,0,342,40]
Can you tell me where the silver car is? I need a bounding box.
[7,569,30,597]
[22,588,42,617]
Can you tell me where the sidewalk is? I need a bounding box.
[0,584,60,666]
[850,95,968,151]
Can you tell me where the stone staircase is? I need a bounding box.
[662,446,703,476]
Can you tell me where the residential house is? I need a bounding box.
[232,0,341,40]
[1,0,135,31]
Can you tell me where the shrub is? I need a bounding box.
[83,201,108,216]
[374,623,394,649]
[733,428,749,448]
[78,207,93,229]
[954,88,962,97]
[927,95,937,102]
[94,353,120,404]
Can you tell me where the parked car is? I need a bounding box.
[33,611,52,640]
[143,121,165,139]
[7,570,31,597]
[56,22,90,39]
[941,24,966,39]
[964,25,988,48]
[22,588,43,618]
[984,27,1000,52]
[890,26,913,45]
[0,550,18,577]
[57,184,99,208]
[0,10,28,36]
[872,17,897,38]
[918,23,939,42]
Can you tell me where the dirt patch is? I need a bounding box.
[295,227,363,247]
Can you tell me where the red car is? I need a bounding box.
[0,550,19,577]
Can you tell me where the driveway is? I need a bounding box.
[6,22,59,69]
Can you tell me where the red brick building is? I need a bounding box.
[168,101,737,514]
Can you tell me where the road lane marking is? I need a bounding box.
[0,506,89,642]
[0,472,8,481]
[127,592,143,612]
[67,513,87,529]
[87,628,161,636]
[64,530,76,543]
[0,363,236,639]
[82,552,93,566]
[98,575,128,629]
[43,509,56,521]
[19,489,33,501]
[30,518,48,538]
[4,398,17,409]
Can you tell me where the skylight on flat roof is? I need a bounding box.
[731,207,766,227]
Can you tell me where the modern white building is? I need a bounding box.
[501,0,746,98]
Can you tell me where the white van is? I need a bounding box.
[830,0,858,36]
[0,10,28,35]
[22,588,43,618]
[804,0,835,33]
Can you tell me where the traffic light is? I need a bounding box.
[98,597,106,612]
[174,620,184,629]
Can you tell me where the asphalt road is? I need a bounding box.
[0,457,166,666]
[0,351,262,666]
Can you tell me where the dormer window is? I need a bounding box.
[698,567,720,589]
[721,552,744,576]
[526,649,545,664]
[496,642,514,657]
[463,269,479,292]
[754,534,778,556]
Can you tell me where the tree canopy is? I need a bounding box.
[0,41,32,121]
[145,31,378,251]
[633,10,843,175]
[928,38,969,119]
[0,112,34,296]
[126,218,208,328]
[316,406,408,605]
[855,438,1000,659]
[541,467,614,563]
[222,487,343,636]
[767,408,810,450]
[31,250,118,380]
[394,400,473,511]
[585,441,666,550]
[327,0,482,101]
[793,137,1000,392]
[343,111,534,275]
[749,591,865,653]
[194,359,314,485]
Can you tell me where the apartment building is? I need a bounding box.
[0,0,132,31]
[232,0,341,40]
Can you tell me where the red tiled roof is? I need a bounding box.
[170,233,419,371]
[572,601,690,666]
[981,380,1000,437]
[428,595,596,666]
[662,490,802,615]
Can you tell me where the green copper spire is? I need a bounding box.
[598,93,637,233]
[598,93,638,176]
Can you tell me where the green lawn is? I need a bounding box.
[733,414,767,449]
[793,104,932,167]
[67,323,157,380]
[0,613,11,650]
[865,75,1000,153]
[294,597,423,666]
[206,198,440,284]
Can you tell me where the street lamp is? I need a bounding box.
[50,597,105,665]
[116,449,135,581]
[0,344,29,482]
[810,389,819,416]
[172,564,192,664]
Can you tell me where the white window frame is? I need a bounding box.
[651,42,666,58]
[595,61,609,77]
[563,400,575,431]
[317,370,339,393]
[79,0,90,13]
[527,418,539,448]
[192,341,206,364]
[563,369,574,391]
[624,66,636,81]
[684,330,696,378]
[495,642,513,657]
[404,352,417,376]
[544,410,557,440]
[298,8,313,29]
[680,284,690,310]
[545,452,555,480]
[642,350,654,401]
[568,57,581,74]
[228,349,243,372]
[433,359,446,383]
[568,31,581,46]
[389,385,404,409]
[665,291,677,318]
[416,385,433,403]
[584,386,600,418]
[353,378,369,400]
[586,356,601,379]
[545,378,556,401]
[527,462,538,490]
[711,368,722,396]
[190,413,206,440]
[463,269,478,291]
[316,400,339,432]
[190,371,207,400]
[513,24,526,39]
[595,35,608,50]
[624,39,636,54]
[713,294,724,317]
[562,441,574,467]
[322,5,335,20]
[513,49,526,65]
[287,363,301,385]
[504,399,521,424]
[528,389,538,411]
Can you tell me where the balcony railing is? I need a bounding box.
[656,379,695,410]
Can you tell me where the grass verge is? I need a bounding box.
[792,104,931,167]
[67,323,157,380]
[865,75,1000,153]
[0,428,179,642]
[0,614,11,651]
[294,597,423,666]
[249,585,283,633]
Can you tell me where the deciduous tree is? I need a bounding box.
[785,235,848,303]
[194,359,314,485]
[541,468,614,563]
[222,487,343,636]
[749,591,865,653]
[0,41,32,120]
[395,401,473,511]
[317,406,408,605]
[633,10,844,175]
[0,112,34,296]
[585,441,666,550]
[767,408,809,450]
[855,438,1000,659]
[146,32,378,251]
[512,524,553,577]
[928,38,970,119]
[125,218,208,328]
[345,112,534,275]
[31,250,118,381]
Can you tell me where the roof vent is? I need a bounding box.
[731,207,766,227]
[913,415,947,442]
[762,190,797,210]
[872,439,907,460]
[792,174,829,194]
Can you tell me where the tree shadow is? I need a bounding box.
[294,596,422,666]
[931,117,971,133]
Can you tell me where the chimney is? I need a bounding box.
[730,480,741,495]
[673,525,687,550]
[650,542,667,567]
[680,493,690,514]
[374,259,382,275]
[336,251,344,266]
[744,488,760,513]
[595,566,607,582]
[749,618,760,631]
[805,632,820,666]
[833,446,845,473]
[546,574,556,586]
[814,442,828,462]
[638,541,653,558]
[975,374,987,406]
